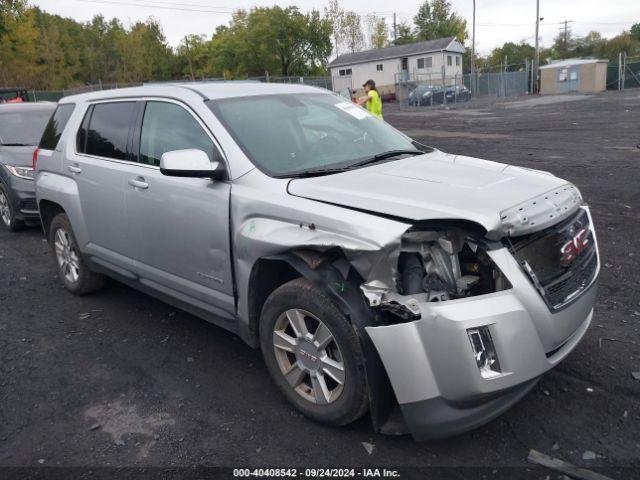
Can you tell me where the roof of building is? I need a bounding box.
[328,37,459,68]
[59,82,326,104]
[539,58,609,70]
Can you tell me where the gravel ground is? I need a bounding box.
[0,89,639,478]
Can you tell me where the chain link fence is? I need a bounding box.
[395,70,529,109]
[607,57,640,90]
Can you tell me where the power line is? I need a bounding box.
[76,0,398,18]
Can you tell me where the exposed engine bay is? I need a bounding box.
[361,228,511,321]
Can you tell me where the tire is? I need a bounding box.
[0,184,25,232]
[259,277,369,426]
[49,213,105,295]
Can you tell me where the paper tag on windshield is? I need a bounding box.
[335,102,370,120]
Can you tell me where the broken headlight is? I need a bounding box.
[361,228,511,321]
[396,228,510,301]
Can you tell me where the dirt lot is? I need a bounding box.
[1,90,639,478]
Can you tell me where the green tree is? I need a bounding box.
[571,31,604,58]
[214,7,332,77]
[488,42,535,71]
[393,21,415,46]
[630,23,640,41]
[414,0,467,43]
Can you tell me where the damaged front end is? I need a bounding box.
[361,226,511,322]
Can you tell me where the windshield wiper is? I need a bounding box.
[281,149,423,179]
[348,149,423,169]
[282,167,351,178]
[1,143,35,147]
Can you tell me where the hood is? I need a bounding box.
[287,150,582,238]
[0,145,36,168]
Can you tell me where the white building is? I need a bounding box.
[329,37,466,95]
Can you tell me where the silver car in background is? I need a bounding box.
[34,83,599,440]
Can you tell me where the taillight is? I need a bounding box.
[32,148,39,171]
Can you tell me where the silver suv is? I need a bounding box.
[35,83,599,441]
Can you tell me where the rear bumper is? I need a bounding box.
[365,242,598,440]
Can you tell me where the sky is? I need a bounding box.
[31,0,639,56]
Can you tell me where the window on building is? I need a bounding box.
[447,55,452,66]
[417,58,424,69]
[456,56,460,66]
[376,64,383,71]
[339,69,345,76]
[346,68,352,75]
[426,57,433,68]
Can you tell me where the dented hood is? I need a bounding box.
[287,150,582,238]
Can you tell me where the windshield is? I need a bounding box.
[207,93,421,176]
[0,109,52,145]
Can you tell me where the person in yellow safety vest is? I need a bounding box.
[356,79,383,120]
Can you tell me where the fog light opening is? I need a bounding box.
[467,326,501,379]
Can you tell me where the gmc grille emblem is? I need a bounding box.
[560,228,590,267]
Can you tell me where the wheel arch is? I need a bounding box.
[38,199,66,240]
[247,247,401,435]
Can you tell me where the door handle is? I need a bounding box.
[68,164,82,174]
[128,177,149,190]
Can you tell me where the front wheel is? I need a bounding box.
[259,278,369,426]
[0,184,24,232]
[49,213,105,295]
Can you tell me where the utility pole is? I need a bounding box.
[533,0,540,94]
[184,36,195,81]
[393,13,397,43]
[471,0,476,95]
[559,19,573,56]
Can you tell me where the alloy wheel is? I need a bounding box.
[0,192,10,227]
[272,308,345,405]
[54,228,80,283]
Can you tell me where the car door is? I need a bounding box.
[69,100,140,272]
[125,99,235,319]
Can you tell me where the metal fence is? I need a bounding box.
[394,70,529,108]
[607,58,640,90]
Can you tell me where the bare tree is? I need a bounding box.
[324,0,345,57]
[342,11,364,53]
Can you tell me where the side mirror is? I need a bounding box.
[159,149,224,179]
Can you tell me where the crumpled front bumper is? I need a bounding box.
[365,245,598,441]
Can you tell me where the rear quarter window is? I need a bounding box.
[39,104,75,150]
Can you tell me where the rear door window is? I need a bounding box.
[138,101,216,167]
[39,104,75,150]
[83,102,136,160]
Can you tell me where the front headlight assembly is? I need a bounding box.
[3,164,35,180]
[361,227,511,321]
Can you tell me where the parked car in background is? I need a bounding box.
[445,84,471,103]
[408,84,444,106]
[35,83,599,441]
[0,102,56,231]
